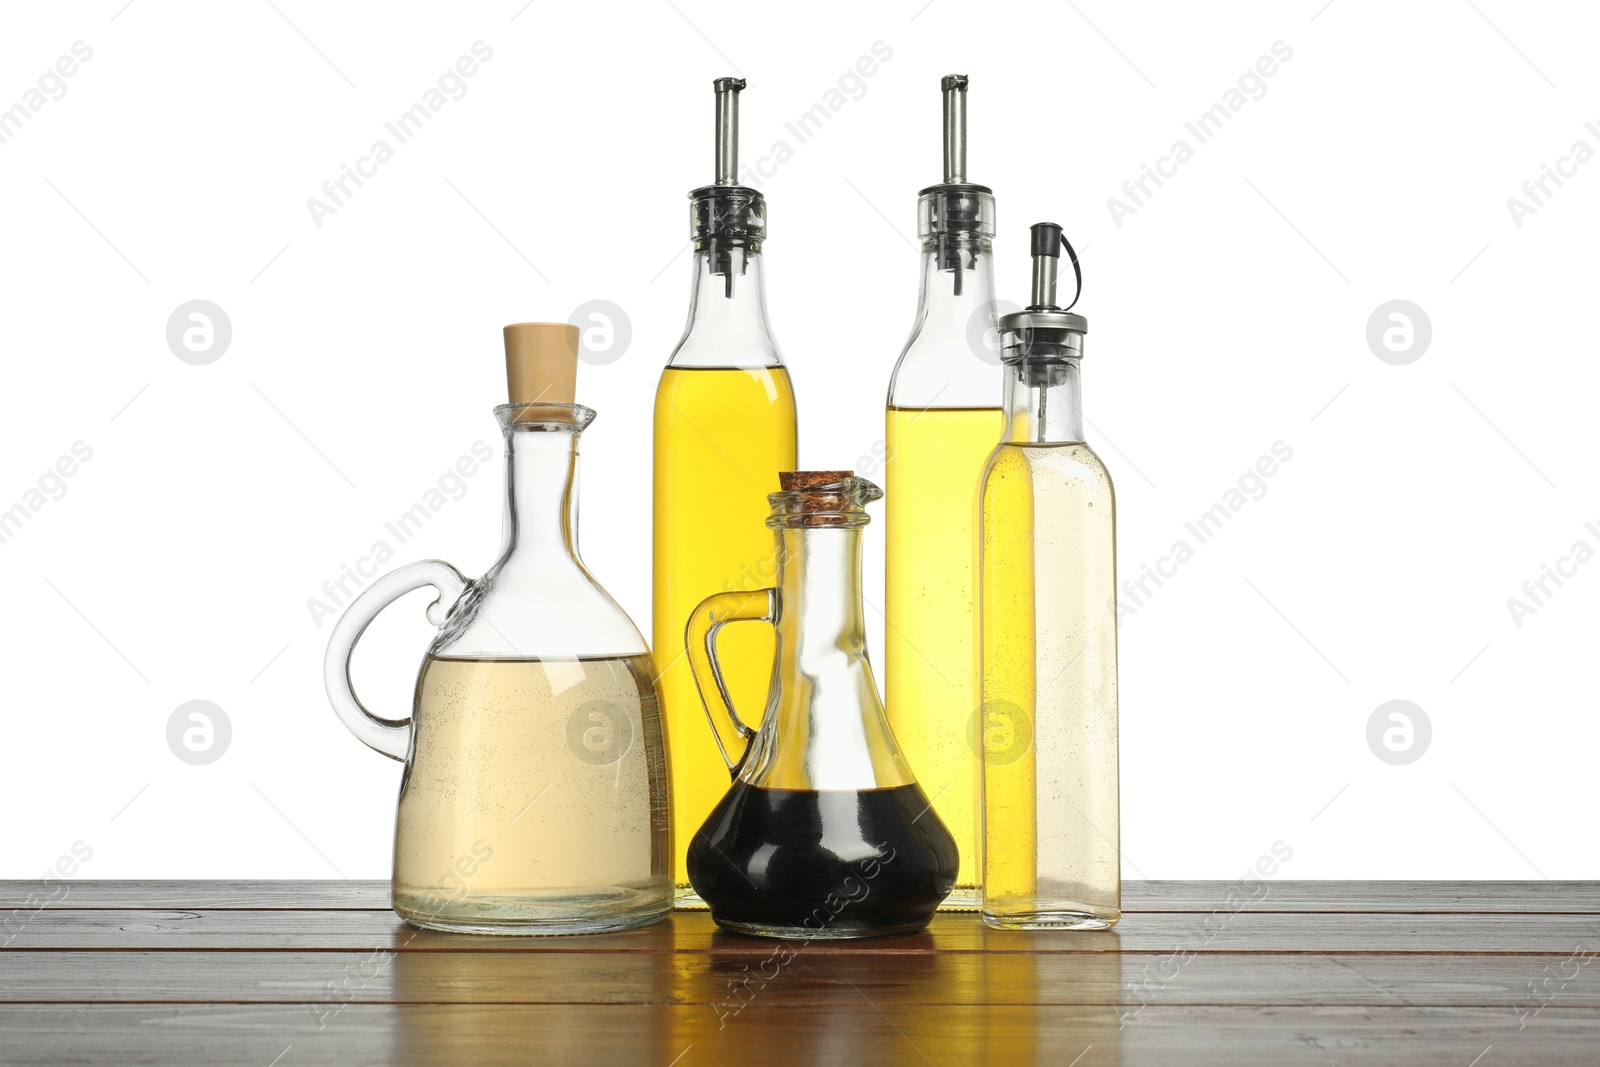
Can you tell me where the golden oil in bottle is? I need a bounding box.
[885,405,1001,907]
[654,365,796,901]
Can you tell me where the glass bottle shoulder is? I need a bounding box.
[653,362,796,411]
[983,439,1116,501]
[665,344,786,371]
[432,552,652,660]
[887,330,1004,411]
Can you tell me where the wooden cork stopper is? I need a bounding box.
[776,471,860,526]
[779,470,852,491]
[503,323,578,410]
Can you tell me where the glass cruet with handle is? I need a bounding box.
[683,471,958,940]
[323,323,672,935]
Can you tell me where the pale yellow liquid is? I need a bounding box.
[884,405,1004,908]
[979,442,1120,928]
[393,654,671,934]
[653,366,797,901]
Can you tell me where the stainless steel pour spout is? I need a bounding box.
[714,76,744,186]
[691,77,766,295]
[942,74,967,184]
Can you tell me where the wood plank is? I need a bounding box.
[2,949,1597,1012]
[0,1003,1589,1066]
[7,880,1598,913]
[0,880,391,911]
[7,909,1600,954]
[1126,880,1600,914]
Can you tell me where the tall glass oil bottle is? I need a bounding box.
[979,223,1119,929]
[884,75,1000,908]
[654,77,798,905]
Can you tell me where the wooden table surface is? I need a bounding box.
[3,881,1597,1065]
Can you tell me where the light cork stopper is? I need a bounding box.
[503,323,579,411]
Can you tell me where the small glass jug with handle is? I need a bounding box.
[323,323,671,935]
[684,471,958,939]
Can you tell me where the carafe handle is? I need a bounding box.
[685,588,776,776]
[323,560,469,762]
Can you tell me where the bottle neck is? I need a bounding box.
[669,245,782,367]
[776,525,868,660]
[1002,358,1084,445]
[743,521,912,790]
[914,234,995,333]
[499,427,580,560]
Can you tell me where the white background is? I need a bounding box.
[1,0,1594,881]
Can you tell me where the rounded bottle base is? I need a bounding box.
[981,907,1119,931]
[393,888,672,936]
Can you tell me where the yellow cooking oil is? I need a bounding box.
[884,404,1003,909]
[654,365,797,904]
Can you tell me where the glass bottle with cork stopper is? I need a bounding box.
[683,471,958,939]
[324,323,672,934]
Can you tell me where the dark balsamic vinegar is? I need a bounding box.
[686,782,959,939]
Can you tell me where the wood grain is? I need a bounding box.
[0,1003,1588,1066]
[3,881,1596,1065]
[8,879,1598,912]
[8,908,1600,954]
[0,949,1596,1010]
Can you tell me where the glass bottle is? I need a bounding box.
[684,472,958,939]
[979,225,1119,930]
[654,77,798,906]
[325,324,671,935]
[884,75,1000,909]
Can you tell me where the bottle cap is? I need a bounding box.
[503,323,579,409]
[918,75,994,239]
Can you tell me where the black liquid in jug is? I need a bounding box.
[688,782,958,938]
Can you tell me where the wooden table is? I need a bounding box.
[3,881,1597,1064]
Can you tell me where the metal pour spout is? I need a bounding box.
[714,77,745,186]
[691,77,764,297]
[1029,221,1064,308]
[942,74,967,184]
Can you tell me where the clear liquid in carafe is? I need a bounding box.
[393,653,672,934]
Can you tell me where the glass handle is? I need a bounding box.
[322,560,469,762]
[685,588,776,777]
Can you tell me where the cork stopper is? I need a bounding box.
[503,324,578,418]
[770,471,882,528]
[778,470,852,491]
